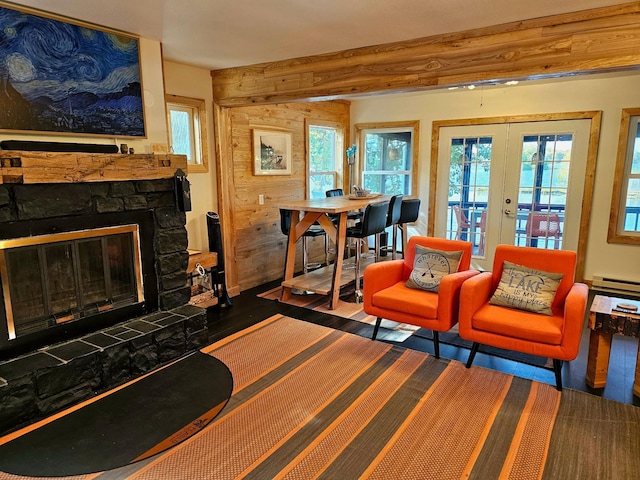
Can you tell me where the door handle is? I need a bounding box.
[504,209,513,216]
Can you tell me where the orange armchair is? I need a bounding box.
[363,236,479,358]
[458,244,588,391]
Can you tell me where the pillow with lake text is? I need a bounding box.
[489,261,564,315]
[405,245,463,293]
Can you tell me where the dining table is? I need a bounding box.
[278,194,390,309]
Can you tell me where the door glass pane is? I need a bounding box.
[362,130,412,195]
[446,137,492,255]
[515,134,571,249]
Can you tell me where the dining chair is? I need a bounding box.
[477,209,487,256]
[379,194,403,259]
[395,198,421,258]
[525,212,562,249]
[345,201,389,302]
[326,188,362,221]
[279,209,329,273]
[452,205,472,240]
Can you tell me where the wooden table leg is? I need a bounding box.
[281,209,301,303]
[585,329,612,389]
[634,341,640,398]
[329,213,348,310]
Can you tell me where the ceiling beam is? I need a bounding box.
[211,2,640,106]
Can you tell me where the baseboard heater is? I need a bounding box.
[592,275,640,297]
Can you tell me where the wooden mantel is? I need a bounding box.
[0,151,188,184]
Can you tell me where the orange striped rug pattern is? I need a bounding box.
[94,314,574,480]
[258,286,420,338]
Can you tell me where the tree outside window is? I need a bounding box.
[308,123,343,199]
[165,95,209,173]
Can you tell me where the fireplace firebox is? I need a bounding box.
[1,224,145,340]
[0,209,161,360]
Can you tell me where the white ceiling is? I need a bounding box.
[7,0,632,70]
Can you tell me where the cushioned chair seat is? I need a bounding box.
[371,283,438,319]
[471,304,564,345]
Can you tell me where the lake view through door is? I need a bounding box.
[436,120,590,271]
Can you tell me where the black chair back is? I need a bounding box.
[353,201,389,238]
[399,198,420,223]
[279,209,292,236]
[386,195,403,227]
[326,188,345,197]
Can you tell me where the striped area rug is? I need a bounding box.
[70,314,639,479]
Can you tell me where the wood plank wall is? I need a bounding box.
[211,2,640,106]
[216,101,350,293]
[212,2,640,296]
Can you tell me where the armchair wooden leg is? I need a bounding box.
[466,342,481,368]
[372,317,382,340]
[553,359,564,391]
[433,331,440,359]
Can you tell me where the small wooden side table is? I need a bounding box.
[585,294,640,397]
[187,250,219,309]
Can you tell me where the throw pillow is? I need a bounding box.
[489,261,564,315]
[405,245,463,292]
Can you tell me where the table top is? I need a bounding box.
[589,294,640,337]
[187,251,218,273]
[590,294,640,316]
[278,195,391,214]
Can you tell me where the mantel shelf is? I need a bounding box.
[0,151,188,184]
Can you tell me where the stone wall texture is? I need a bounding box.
[0,177,202,435]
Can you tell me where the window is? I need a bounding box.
[165,95,209,173]
[355,121,419,196]
[608,108,640,244]
[307,122,344,199]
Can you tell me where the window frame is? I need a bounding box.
[165,94,209,173]
[306,120,344,199]
[608,107,640,244]
[354,120,420,196]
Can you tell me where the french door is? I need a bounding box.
[436,120,590,271]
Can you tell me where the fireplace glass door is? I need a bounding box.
[0,225,144,339]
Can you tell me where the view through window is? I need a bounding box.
[361,128,413,195]
[308,123,343,199]
[166,95,208,173]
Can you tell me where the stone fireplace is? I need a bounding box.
[0,151,208,434]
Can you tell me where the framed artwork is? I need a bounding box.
[252,129,292,175]
[0,4,146,138]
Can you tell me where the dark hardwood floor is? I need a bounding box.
[206,281,640,407]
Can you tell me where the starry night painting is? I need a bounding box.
[0,5,145,137]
